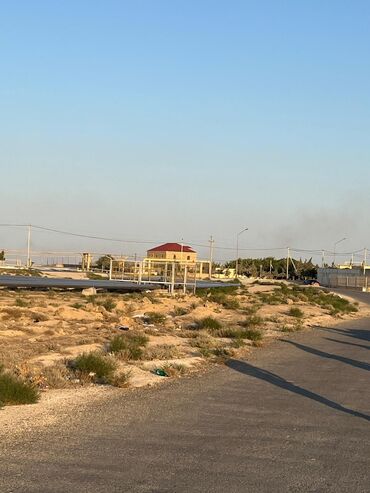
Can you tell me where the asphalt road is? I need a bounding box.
[0,275,238,292]
[1,294,370,492]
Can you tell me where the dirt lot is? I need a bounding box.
[1,281,368,400]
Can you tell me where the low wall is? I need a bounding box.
[318,268,370,290]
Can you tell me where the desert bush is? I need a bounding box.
[143,344,179,360]
[212,347,235,359]
[159,363,187,377]
[196,316,222,331]
[108,333,149,360]
[71,302,84,309]
[71,352,117,384]
[243,328,263,341]
[172,307,189,316]
[43,364,71,389]
[144,312,166,324]
[215,327,249,339]
[15,298,29,308]
[0,366,39,406]
[29,311,49,322]
[97,297,116,312]
[196,286,240,310]
[0,307,24,320]
[243,304,260,315]
[287,307,304,319]
[111,370,132,388]
[239,315,263,328]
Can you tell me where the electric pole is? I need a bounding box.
[27,225,32,268]
[286,247,290,281]
[209,235,214,278]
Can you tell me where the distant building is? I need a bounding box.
[147,243,197,262]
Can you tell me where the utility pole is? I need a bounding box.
[286,247,290,281]
[235,227,248,278]
[363,248,367,275]
[26,225,32,268]
[333,237,347,267]
[322,250,325,268]
[209,235,214,278]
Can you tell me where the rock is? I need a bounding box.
[117,325,130,331]
[82,287,97,296]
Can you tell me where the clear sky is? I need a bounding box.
[1,1,369,262]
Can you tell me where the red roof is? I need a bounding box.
[148,243,196,253]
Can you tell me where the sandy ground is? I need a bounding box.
[1,281,369,432]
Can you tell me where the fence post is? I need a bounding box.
[171,262,175,295]
[183,264,188,295]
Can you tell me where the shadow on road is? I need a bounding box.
[282,340,370,372]
[226,359,370,422]
[325,337,370,351]
[315,326,370,343]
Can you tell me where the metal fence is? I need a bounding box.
[109,258,207,293]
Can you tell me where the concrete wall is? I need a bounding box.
[318,268,370,289]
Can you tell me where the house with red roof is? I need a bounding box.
[147,243,197,262]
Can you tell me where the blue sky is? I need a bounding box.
[1,1,369,262]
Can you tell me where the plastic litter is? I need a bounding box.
[154,369,168,377]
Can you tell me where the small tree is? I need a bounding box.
[95,255,113,270]
[0,250,5,261]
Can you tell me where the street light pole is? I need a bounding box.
[26,225,32,268]
[235,227,248,278]
[333,237,347,267]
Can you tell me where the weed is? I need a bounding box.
[71,352,117,384]
[144,312,166,324]
[43,364,71,389]
[160,363,187,377]
[97,297,116,312]
[239,315,263,328]
[172,307,189,316]
[243,329,263,341]
[0,366,39,406]
[196,316,222,331]
[287,307,304,319]
[143,344,179,360]
[215,327,249,339]
[111,370,132,388]
[108,333,149,360]
[71,302,84,309]
[15,298,29,308]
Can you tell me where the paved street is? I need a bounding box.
[1,301,370,492]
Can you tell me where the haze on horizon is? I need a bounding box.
[1,1,369,263]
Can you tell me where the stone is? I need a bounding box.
[82,287,97,296]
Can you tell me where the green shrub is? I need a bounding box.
[15,298,29,307]
[172,307,189,316]
[97,297,117,312]
[72,352,117,383]
[71,302,84,309]
[287,307,304,318]
[243,329,263,341]
[239,315,263,328]
[0,366,39,406]
[215,327,249,339]
[196,316,222,331]
[108,333,149,360]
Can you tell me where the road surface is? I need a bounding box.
[0,275,238,292]
[1,295,369,492]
